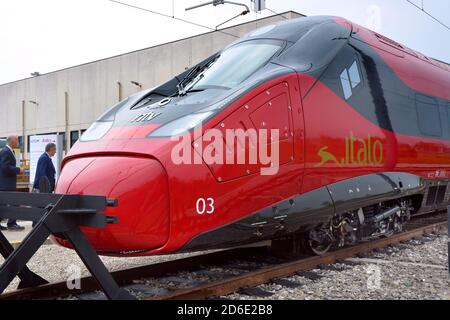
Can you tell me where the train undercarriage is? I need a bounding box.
[272,197,417,256]
[306,199,414,255]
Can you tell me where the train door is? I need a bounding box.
[195,78,298,183]
[292,76,306,193]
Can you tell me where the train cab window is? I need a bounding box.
[340,59,362,100]
[183,39,284,92]
[415,94,442,137]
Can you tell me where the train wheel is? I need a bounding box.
[307,239,332,256]
[305,228,333,256]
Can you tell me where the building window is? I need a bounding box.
[17,136,22,151]
[415,94,441,137]
[70,130,80,147]
[0,138,6,150]
[340,59,362,100]
[59,132,66,152]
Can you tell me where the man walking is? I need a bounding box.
[32,143,57,193]
[0,135,25,231]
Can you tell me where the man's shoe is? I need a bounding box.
[0,225,7,231]
[7,224,25,231]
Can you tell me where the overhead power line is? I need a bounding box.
[108,0,240,38]
[406,0,449,31]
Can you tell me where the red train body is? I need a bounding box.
[54,16,450,256]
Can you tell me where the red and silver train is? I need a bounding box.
[54,16,450,256]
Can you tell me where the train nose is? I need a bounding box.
[54,155,170,253]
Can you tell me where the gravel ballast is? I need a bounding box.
[1,229,448,300]
[0,243,208,293]
[227,229,450,300]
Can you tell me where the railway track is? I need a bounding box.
[157,220,447,300]
[0,215,447,300]
[0,246,269,300]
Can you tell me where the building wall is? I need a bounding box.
[0,11,302,154]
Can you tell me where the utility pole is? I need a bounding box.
[117,81,123,102]
[65,92,69,152]
[21,100,26,154]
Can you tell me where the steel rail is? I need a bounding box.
[0,220,446,300]
[0,246,267,300]
[155,221,447,300]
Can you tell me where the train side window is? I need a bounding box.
[348,61,361,88]
[340,59,362,100]
[415,94,442,137]
[340,69,352,99]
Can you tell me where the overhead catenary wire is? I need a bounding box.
[405,0,449,31]
[108,0,240,38]
[269,2,448,31]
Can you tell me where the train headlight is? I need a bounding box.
[80,121,113,141]
[80,98,131,142]
[149,111,214,137]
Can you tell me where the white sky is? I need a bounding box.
[0,0,449,85]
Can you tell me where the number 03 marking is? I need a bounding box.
[196,198,215,215]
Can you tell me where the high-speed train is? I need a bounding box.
[54,16,450,256]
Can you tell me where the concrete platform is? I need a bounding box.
[1,221,52,247]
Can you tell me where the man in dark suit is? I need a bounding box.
[0,135,25,231]
[32,143,56,193]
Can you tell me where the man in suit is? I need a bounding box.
[0,135,25,231]
[32,143,56,193]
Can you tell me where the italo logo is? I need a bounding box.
[315,132,383,167]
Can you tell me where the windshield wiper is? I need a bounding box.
[185,88,206,94]
[177,65,202,96]
[176,54,219,96]
[183,74,205,94]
